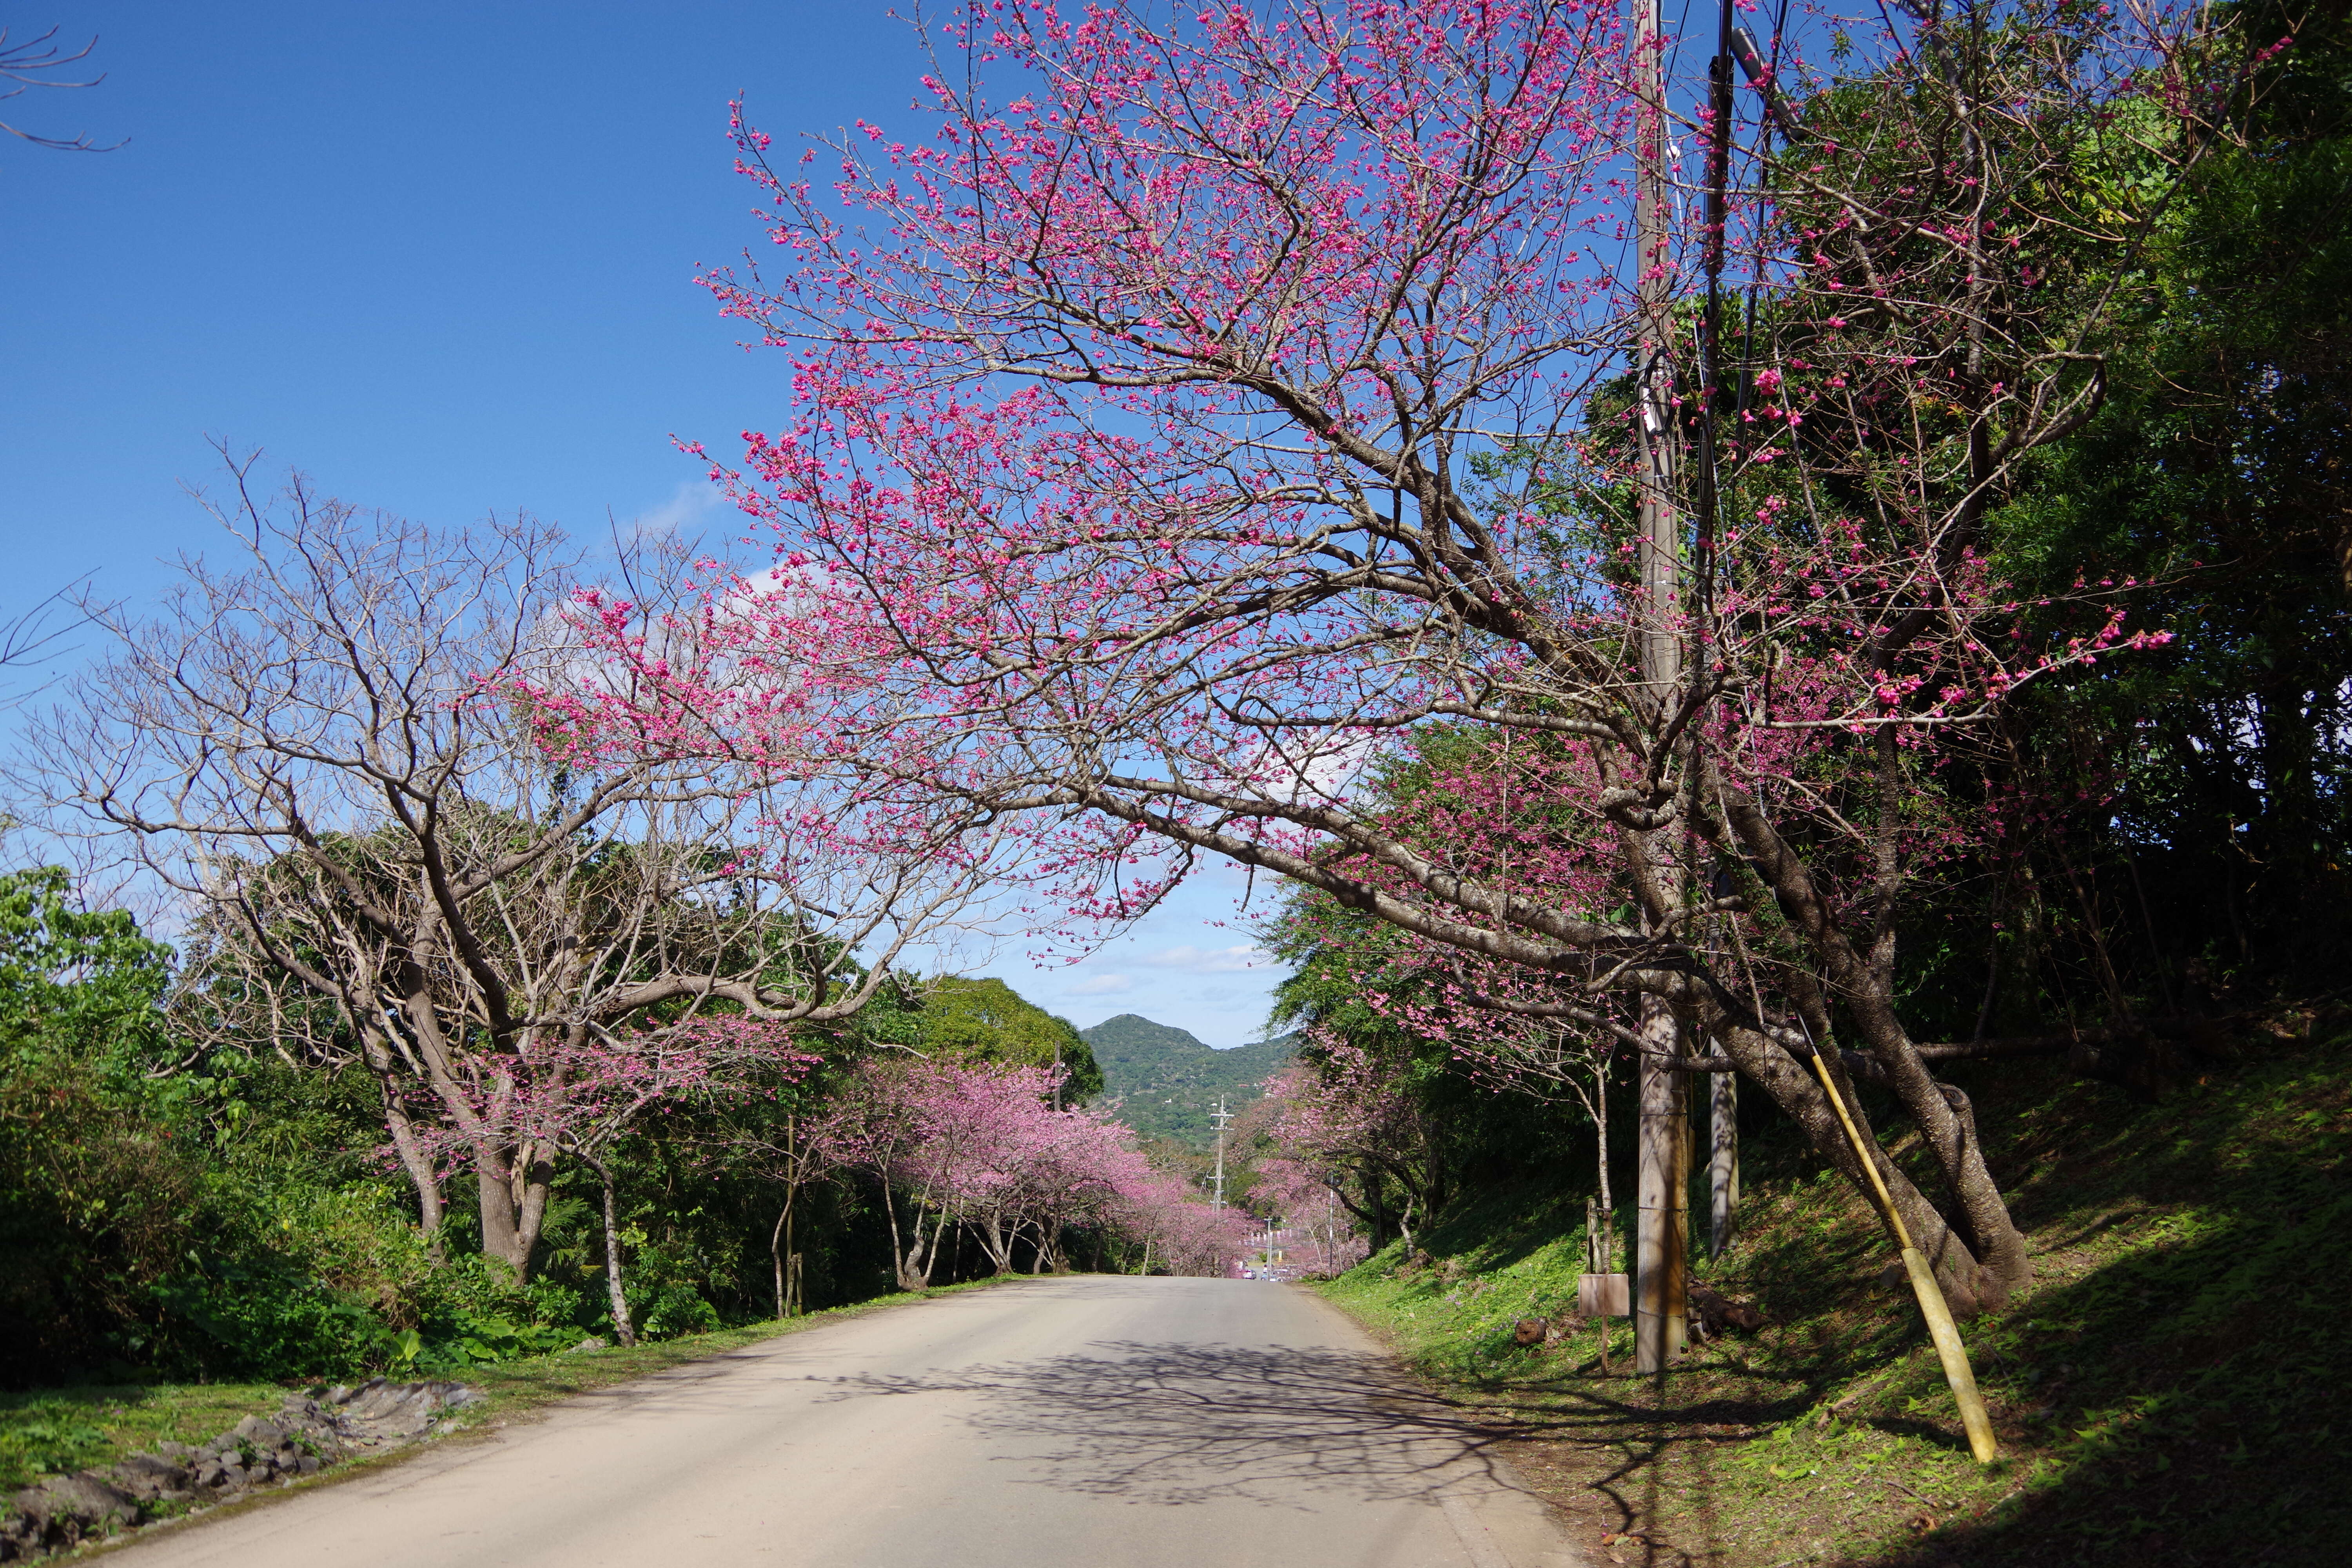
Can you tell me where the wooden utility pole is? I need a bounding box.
[1698,0,1742,1270]
[1633,0,1691,1379]
[1635,1015,1690,1374]
[1210,1096,1233,1209]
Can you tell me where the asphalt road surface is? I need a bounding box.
[109,1276,1587,1568]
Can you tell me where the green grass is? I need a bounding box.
[1314,1024,2352,1567]
[0,1384,285,1498]
[3,1275,1031,1499]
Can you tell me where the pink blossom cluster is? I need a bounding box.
[816,1058,1247,1276]
[1249,1156,1372,1276]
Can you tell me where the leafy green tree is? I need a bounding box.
[0,868,423,1383]
[1899,0,2352,1043]
[0,865,172,1062]
[908,978,1102,1101]
[0,867,192,1379]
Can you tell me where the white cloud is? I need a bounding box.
[1141,944,1269,974]
[1201,733,1379,811]
[627,479,728,540]
[1064,973,1134,996]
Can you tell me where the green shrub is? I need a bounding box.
[638,1284,721,1340]
[144,1262,397,1381]
[251,1181,441,1328]
[409,1254,597,1370]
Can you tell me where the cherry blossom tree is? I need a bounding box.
[1113,1172,1256,1278]
[16,457,1018,1285]
[817,1056,1243,1281]
[1257,1051,1446,1253]
[807,1059,944,1291]
[567,0,2221,1313]
[898,1062,1076,1274]
[1250,1156,1370,1278]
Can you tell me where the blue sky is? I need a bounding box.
[2,1,1283,1045]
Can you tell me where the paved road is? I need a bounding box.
[108,1277,1586,1568]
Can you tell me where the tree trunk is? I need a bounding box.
[786,1194,804,1316]
[1842,991,2033,1306]
[1711,772,2033,1314]
[474,1136,554,1286]
[1709,1065,1738,1258]
[898,1201,949,1290]
[380,1081,444,1241]
[899,1220,929,1291]
[1711,1022,2009,1313]
[979,1214,1015,1275]
[879,1178,909,1289]
[785,1184,801,1316]
[590,1156,636,1347]
[1361,1164,1394,1250]
[772,1114,800,1318]
[882,1178,941,1293]
[920,1208,950,1287]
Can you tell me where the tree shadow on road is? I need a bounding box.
[813,1341,1526,1508]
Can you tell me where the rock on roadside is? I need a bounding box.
[0,1378,479,1562]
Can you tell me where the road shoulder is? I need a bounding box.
[1287,1283,1593,1568]
[55,1276,1036,1563]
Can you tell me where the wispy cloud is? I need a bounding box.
[1141,944,1269,974]
[626,479,728,540]
[1065,973,1134,995]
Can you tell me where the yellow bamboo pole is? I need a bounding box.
[1806,1050,1999,1465]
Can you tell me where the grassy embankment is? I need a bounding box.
[1314,1025,2352,1567]
[1,1276,1030,1498]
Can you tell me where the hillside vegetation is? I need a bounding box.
[1080,1014,1296,1148]
[1311,1022,2351,1568]
[0,846,1151,1388]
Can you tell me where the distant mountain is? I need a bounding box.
[1082,1014,1297,1148]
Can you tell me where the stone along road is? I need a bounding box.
[105,1276,1586,1568]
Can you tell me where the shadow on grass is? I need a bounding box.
[1853,1046,2352,1568]
[1322,1033,2352,1567]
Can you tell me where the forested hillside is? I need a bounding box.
[1079,1015,1295,1148]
